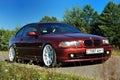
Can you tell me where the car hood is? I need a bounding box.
[43,33,105,41]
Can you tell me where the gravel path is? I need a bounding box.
[0,54,8,61]
[0,53,120,80]
[55,56,120,80]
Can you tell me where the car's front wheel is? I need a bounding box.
[43,44,57,67]
[9,47,16,62]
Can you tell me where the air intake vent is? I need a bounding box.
[84,40,92,46]
[94,40,100,46]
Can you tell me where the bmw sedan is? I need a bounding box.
[9,22,112,67]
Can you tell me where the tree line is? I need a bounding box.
[0,27,20,50]
[0,1,120,51]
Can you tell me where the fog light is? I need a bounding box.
[106,51,110,54]
[70,54,74,58]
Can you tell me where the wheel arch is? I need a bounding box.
[8,43,16,49]
[41,41,58,51]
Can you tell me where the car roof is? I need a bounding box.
[26,22,67,26]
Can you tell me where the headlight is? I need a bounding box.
[102,39,109,45]
[59,41,80,47]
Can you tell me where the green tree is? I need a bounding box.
[63,5,98,33]
[82,5,94,26]
[98,2,120,49]
[63,7,86,33]
[91,12,102,35]
[0,26,21,51]
[81,5,98,33]
[0,29,12,50]
[40,16,58,22]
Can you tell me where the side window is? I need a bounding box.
[15,28,24,37]
[22,25,37,37]
[39,24,52,35]
[39,25,48,34]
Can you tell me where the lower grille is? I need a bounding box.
[69,53,108,59]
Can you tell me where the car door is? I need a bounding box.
[20,24,40,59]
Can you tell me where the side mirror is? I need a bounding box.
[28,31,36,36]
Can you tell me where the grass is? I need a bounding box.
[0,62,94,80]
[0,51,8,54]
[112,48,120,56]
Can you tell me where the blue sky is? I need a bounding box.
[0,0,119,30]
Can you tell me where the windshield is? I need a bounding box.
[38,23,81,35]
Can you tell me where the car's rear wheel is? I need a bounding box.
[43,44,57,67]
[9,47,16,62]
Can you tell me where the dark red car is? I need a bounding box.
[9,22,112,67]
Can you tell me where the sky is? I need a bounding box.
[0,0,119,30]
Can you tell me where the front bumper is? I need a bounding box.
[56,46,112,63]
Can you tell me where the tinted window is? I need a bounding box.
[15,28,24,37]
[22,25,37,37]
[38,23,80,35]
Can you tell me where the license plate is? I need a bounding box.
[86,48,104,54]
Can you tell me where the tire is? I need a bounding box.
[43,44,57,67]
[9,47,16,62]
